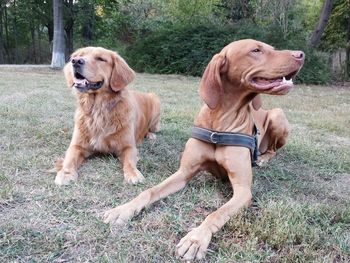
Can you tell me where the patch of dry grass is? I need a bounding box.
[0,66,349,262]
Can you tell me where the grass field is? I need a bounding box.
[0,66,349,262]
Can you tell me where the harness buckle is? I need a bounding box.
[210,132,218,144]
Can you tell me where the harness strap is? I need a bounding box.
[191,125,260,166]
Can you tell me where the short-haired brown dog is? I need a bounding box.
[103,39,304,261]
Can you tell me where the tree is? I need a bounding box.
[310,0,333,47]
[0,0,5,63]
[64,0,74,55]
[217,0,254,22]
[319,0,349,79]
[51,0,65,68]
[346,5,350,79]
[81,1,94,44]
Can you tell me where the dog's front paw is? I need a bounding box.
[176,227,212,261]
[146,132,157,140]
[256,158,266,167]
[54,170,78,185]
[124,169,145,184]
[103,204,135,225]
[256,156,270,167]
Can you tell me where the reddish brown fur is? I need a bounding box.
[54,47,160,185]
[103,39,304,261]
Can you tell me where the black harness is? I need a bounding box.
[191,125,260,166]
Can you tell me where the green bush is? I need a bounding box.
[126,24,230,75]
[125,22,331,84]
[295,49,331,84]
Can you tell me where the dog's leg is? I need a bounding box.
[55,128,91,185]
[103,139,213,224]
[119,145,145,184]
[147,93,161,140]
[257,108,290,166]
[176,147,253,261]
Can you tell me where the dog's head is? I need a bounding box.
[64,47,135,93]
[199,39,305,109]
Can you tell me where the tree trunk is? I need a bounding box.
[4,2,9,49]
[345,6,350,80]
[47,22,54,42]
[310,0,334,48]
[65,0,74,56]
[82,2,94,44]
[31,26,37,64]
[0,1,5,63]
[13,0,19,64]
[51,0,65,69]
[65,24,73,56]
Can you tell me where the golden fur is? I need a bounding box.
[102,39,305,261]
[54,47,160,185]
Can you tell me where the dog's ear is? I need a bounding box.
[252,94,262,111]
[63,62,74,87]
[199,54,227,109]
[110,53,135,92]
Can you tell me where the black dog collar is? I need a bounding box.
[191,125,260,166]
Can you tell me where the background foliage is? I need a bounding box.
[0,0,348,83]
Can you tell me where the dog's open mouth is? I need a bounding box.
[251,70,298,91]
[74,72,104,92]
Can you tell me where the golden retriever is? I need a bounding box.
[54,47,160,185]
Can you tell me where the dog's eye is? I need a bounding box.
[96,57,106,62]
[251,48,262,53]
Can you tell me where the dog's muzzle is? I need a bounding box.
[73,67,104,93]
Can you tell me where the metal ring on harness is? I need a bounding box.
[210,132,218,144]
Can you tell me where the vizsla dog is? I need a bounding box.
[54,47,160,185]
[103,39,304,260]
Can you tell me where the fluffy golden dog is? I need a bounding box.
[54,47,160,185]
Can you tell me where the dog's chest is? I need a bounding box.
[79,104,121,152]
[89,117,115,152]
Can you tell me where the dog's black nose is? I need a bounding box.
[71,57,85,67]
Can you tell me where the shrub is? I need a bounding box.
[126,24,230,76]
[126,22,331,84]
[295,49,331,84]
